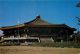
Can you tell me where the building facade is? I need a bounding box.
[0,16,76,45]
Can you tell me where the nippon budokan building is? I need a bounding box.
[0,16,76,45]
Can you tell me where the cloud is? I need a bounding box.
[0,30,4,36]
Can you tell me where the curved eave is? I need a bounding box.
[0,24,76,31]
[25,24,75,30]
[0,24,25,30]
[63,24,76,31]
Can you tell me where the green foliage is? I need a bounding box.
[0,41,80,48]
[76,2,80,7]
[32,41,80,48]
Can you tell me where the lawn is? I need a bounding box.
[0,46,80,54]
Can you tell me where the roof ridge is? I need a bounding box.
[24,16,52,25]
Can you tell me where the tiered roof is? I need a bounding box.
[0,16,76,31]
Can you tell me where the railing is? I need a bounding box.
[29,35,53,36]
[3,36,38,40]
[3,37,27,40]
[27,36,38,39]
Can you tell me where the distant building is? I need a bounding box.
[0,16,76,45]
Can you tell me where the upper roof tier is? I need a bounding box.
[24,15,52,25]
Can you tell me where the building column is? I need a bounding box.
[38,37,41,43]
[1,36,4,40]
[51,37,54,42]
[25,34,28,38]
[61,40,63,43]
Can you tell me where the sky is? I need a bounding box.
[0,0,80,30]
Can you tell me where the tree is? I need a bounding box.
[76,1,80,30]
[76,17,80,26]
[73,2,80,43]
[76,2,80,7]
